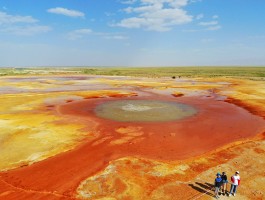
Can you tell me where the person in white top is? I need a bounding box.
[229,171,241,196]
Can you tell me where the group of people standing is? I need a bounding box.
[214,171,241,198]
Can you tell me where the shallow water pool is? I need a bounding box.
[95,100,197,122]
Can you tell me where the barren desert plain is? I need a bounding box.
[0,67,264,200]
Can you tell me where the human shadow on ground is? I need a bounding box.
[188,182,215,198]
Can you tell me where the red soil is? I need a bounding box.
[225,97,265,119]
[0,94,264,199]
[172,93,184,97]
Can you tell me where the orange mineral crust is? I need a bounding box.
[0,93,264,199]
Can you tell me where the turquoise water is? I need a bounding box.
[95,100,197,122]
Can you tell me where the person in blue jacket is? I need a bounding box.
[214,173,223,199]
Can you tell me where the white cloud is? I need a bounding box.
[47,7,85,18]
[0,25,51,36]
[94,32,129,40]
[116,0,193,32]
[0,11,51,36]
[103,35,129,40]
[105,12,116,17]
[0,11,38,24]
[197,15,221,31]
[67,28,129,41]
[196,13,204,20]
[190,0,202,3]
[73,29,92,34]
[198,17,221,31]
[248,35,265,39]
[121,0,137,4]
[183,25,221,32]
[205,25,221,31]
[67,29,92,40]
[182,29,199,32]
[212,15,219,19]
[184,19,221,32]
[198,20,218,26]
[201,38,214,43]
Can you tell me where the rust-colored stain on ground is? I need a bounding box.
[0,76,264,199]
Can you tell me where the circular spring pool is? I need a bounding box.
[95,100,197,122]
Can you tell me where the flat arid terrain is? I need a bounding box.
[0,67,264,200]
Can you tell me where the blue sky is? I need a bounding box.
[0,0,265,67]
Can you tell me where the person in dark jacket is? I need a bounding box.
[221,172,228,195]
[214,173,223,199]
